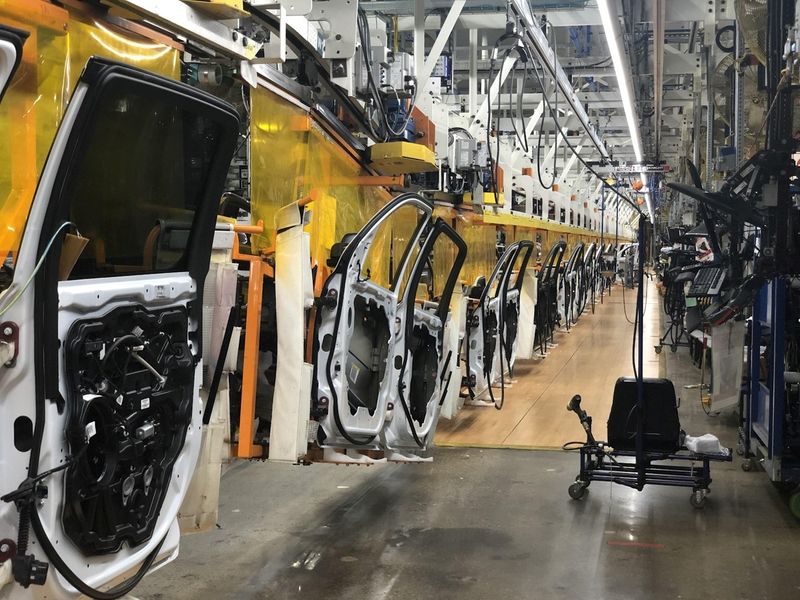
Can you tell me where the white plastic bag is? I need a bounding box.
[684,433,728,456]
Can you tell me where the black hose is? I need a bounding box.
[203,306,239,425]
[536,116,555,189]
[486,38,527,206]
[218,192,251,218]
[30,510,166,600]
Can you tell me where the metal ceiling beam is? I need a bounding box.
[414,0,426,81]
[462,89,692,111]
[469,54,519,136]
[557,139,586,183]
[418,0,467,93]
[465,90,693,105]
[653,0,665,155]
[509,0,608,158]
[359,0,590,14]
[453,61,616,78]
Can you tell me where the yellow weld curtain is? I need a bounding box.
[456,221,496,286]
[251,85,424,290]
[0,0,179,270]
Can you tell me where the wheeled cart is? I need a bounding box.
[566,378,732,509]
[570,445,732,508]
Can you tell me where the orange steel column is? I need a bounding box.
[236,258,264,458]
[230,220,267,458]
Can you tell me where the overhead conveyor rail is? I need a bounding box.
[507,0,608,159]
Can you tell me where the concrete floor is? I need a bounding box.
[137,296,800,600]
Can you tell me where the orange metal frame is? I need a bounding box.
[229,194,317,459]
[231,220,268,458]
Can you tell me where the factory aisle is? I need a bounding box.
[135,279,800,600]
[436,279,662,449]
[136,424,800,600]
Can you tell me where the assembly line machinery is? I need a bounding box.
[0,0,738,597]
[652,0,800,516]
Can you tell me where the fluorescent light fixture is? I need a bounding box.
[598,0,643,164]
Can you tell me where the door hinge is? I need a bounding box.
[0,321,19,367]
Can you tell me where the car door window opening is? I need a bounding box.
[5,58,238,599]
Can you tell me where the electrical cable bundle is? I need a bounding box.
[357,8,417,142]
[526,48,640,216]
[483,21,642,223]
[486,27,531,205]
[541,18,559,189]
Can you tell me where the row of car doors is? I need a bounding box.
[313,194,467,453]
[1,29,470,597]
[464,240,534,403]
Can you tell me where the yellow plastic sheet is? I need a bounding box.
[0,1,179,272]
[0,3,67,269]
[456,219,496,286]
[250,86,422,289]
[249,86,309,250]
[68,17,179,78]
[253,86,613,294]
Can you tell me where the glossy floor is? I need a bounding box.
[136,285,800,600]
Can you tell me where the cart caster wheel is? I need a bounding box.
[654,345,662,354]
[568,482,589,500]
[690,490,707,509]
[790,491,800,519]
[670,345,678,353]
[741,458,755,472]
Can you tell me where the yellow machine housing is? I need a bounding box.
[464,191,506,206]
[183,0,248,18]
[367,141,437,175]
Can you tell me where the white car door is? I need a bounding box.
[383,218,466,451]
[564,243,585,325]
[497,241,534,376]
[0,25,25,103]
[313,194,432,449]
[465,241,532,405]
[0,57,239,598]
[535,241,566,351]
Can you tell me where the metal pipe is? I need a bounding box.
[509,0,608,158]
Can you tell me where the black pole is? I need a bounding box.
[600,186,606,248]
[203,306,239,425]
[765,0,794,274]
[614,189,620,277]
[635,214,646,490]
[600,188,606,303]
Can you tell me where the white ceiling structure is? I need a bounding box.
[363,0,739,219]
